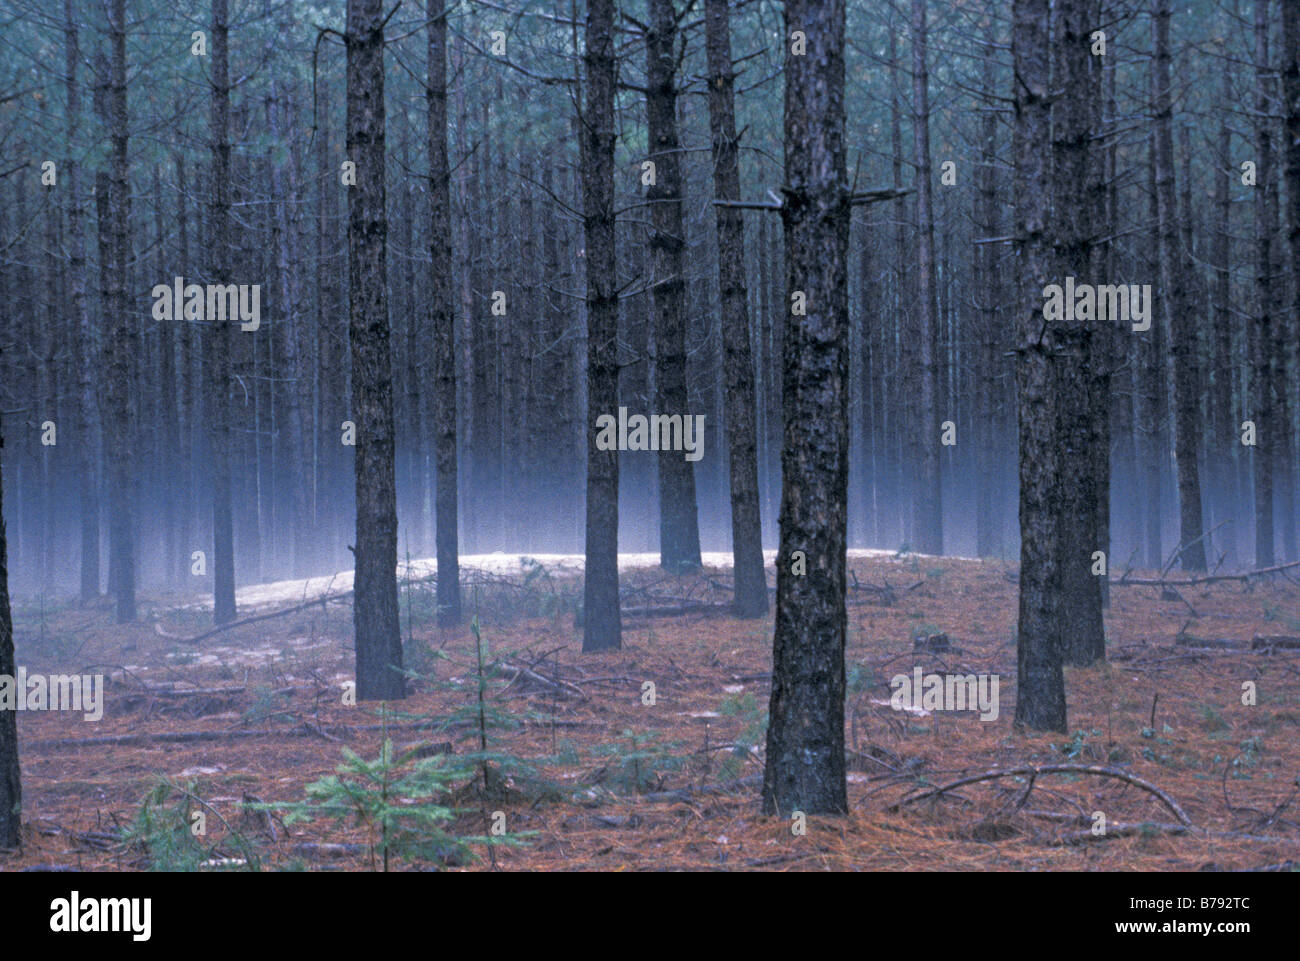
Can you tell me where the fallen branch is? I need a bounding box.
[1173,637,1246,650]
[290,842,369,859]
[1026,810,1294,845]
[637,774,763,804]
[1046,821,1190,845]
[889,763,1193,827]
[159,591,354,645]
[622,601,732,618]
[25,726,343,750]
[1157,520,1230,580]
[25,716,591,751]
[499,661,586,699]
[1111,559,1300,588]
[1252,635,1300,651]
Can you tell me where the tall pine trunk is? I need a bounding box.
[208,0,237,624]
[347,0,404,699]
[1283,0,1300,561]
[105,0,135,623]
[762,0,851,816]
[427,1,461,625]
[910,0,943,555]
[645,0,702,573]
[581,0,621,652]
[705,0,767,617]
[1153,0,1207,571]
[0,417,19,849]
[1012,0,1068,732]
[270,88,312,578]
[1254,0,1277,567]
[1052,0,1106,665]
[974,18,999,559]
[65,5,99,603]
[1211,89,1236,563]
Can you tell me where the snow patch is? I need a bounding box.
[183,548,944,613]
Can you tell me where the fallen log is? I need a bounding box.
[1174,637,1245,650]
[621,601,731,618]
[1252,635,1300,651]
[25,716,592,752]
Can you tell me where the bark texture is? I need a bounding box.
[762,0,851,816]
[705,0,767,617]
[581,0,622,652]
[1012,0,1068,733]
[347,0,405,699]
[427,2,461,625]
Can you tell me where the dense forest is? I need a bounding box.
[0,0,1298,872]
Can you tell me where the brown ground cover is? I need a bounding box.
[3,553,1297,871]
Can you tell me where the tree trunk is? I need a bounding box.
[910,0,943,556]
[1050,0,1105,665]
[427,1,461,625]
[1091,10,1114,608]
[270,87,312,578]
[153,164,179,588]
[890,20,911,550]
[1152,0,1207,572]
[581,0,621,652]
[704,0,767,617]
[974,18,999,559]
[105,0,135,623]
[761,0,851,816]
[0,419,19,849]
[1142,129,1165,569]
[1282,0,1300,561]
[1012,0,1068,732]
[1211,89,1236,563]
[346,0,405,699]
[208,0,237,624]
[1254,0,1277,568]
[175,150,197,587]
[645,0,702,573]
[541,159,574,545]
[65,4,100,603]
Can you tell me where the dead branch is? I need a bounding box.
[499,661,586,699]
[1252,635,1300,651]
[160,591,353,645]
[1046,821,1191,844]
[622,601,732,618]
[1111,558,1300,588]
[888,763,1193,826]
[637,774,763,804]
[290,842,369,859]
[25,716,592,752]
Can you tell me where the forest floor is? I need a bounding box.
[3,550,1299,872]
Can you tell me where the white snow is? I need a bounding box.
[185,547,966,613]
